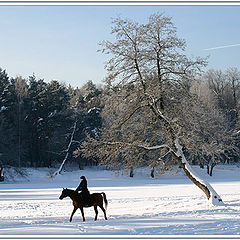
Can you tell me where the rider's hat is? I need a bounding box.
[80,176,86,180]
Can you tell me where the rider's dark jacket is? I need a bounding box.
[76,178,89,193]
[76,177,90,204]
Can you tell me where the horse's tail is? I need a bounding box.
[101,192,108,210]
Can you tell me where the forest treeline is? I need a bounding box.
[0,70,102,169]
[1,66,240,174]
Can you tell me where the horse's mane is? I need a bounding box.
[64,188,79,197]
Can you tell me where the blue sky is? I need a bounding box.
[0,5,239,88]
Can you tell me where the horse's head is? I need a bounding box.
[59,188,69,200]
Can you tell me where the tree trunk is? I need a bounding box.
[52,120,77,177]
[210,163,216,177]
[18,102,21,167]
[129,167,134,177]
[149,100,224,206]
[150,167,155,178]
[174,139,223,205]
[179,159,211,199]
[207,164,210,175]
[199,159,204,169]
[0,167,4,182]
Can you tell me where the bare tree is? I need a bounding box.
[205,68,240,126]
[226,67,240,125]
[190,79,239,174]
[77,13,224,205]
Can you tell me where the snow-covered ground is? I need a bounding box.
[0,165,240,235]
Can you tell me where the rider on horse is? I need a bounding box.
[75,176,91,207]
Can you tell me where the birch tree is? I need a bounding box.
[77,13,224,205]
[52,118,77,176]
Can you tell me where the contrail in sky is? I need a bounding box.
[204,43,240,51]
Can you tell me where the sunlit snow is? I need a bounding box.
[0,165,240,235]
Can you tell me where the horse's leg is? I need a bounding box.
[99,205,107,220]
[80,207,85,222]
[94,205,98,221]
[70,207,77,222]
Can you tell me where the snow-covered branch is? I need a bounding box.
[72,140,81,144]
[106,141,173,152]
[137,144,173,151]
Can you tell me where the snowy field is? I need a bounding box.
[0,165,240,236]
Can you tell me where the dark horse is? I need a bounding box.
[59,188,108,222]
